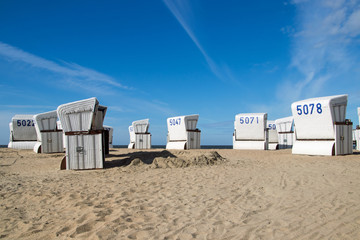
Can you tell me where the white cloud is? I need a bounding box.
[0,42,130,93]
[0,105,55,109]
[341,9,360,36]
[0,41,178,122]
[163,0,239,84]
[127,98,176,117]
[279,0,360,101]
[108,106,126,113]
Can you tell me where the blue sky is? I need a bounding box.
[0,0,359,145]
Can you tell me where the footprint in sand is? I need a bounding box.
[70,222,93,238]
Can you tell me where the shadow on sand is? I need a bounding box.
[104,150,177,169]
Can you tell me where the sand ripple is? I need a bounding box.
[1,148,360,239]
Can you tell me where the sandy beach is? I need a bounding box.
[1,148,360,239]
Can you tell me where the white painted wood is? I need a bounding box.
[128,119,152,149]
[135,133,151,149]
[166,115,200,150]
[291,95,347,140]
[355,129,360,151]
[187,131,201,149]
[40,132,64,153]
[166,141,186,150]
[58,97,107,170]
[8,115,37,149]
[128,125,135,149]
[92,105,107,130]
[291,94,352,156]
[335,124,353,155]
[132,119,149,134]
[267,120,278,150]
[57,98,98,132]
[8,141,37,150]
[292,141,335,156]
[357,108,360,150]
[65,133,104,170]
[33,110,63,153]
[275,116,294,149]
[233,113,268,150]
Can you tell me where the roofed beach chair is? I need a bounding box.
[57,97,107,170]
[233,113,268,150]
[291,94,352,156]
[275,116,294,149]
[8,115,37,150]
[267,120,279,150]
[128,119,151,149]
[33,110,63,153]
[166,115,201,150]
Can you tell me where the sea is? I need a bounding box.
[113,145,232,149]
[0,145,232,149]
[2,144,357,149]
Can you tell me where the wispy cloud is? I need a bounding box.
[163,0,239,84]
[279,0,360,101]
[125,97,176,117]
[0,105,55,109]
[105,97,176,118]
[0,42,131,93]
[0,42,176,120]
[108,106,126,113]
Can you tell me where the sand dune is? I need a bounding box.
[1,148,360,239]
